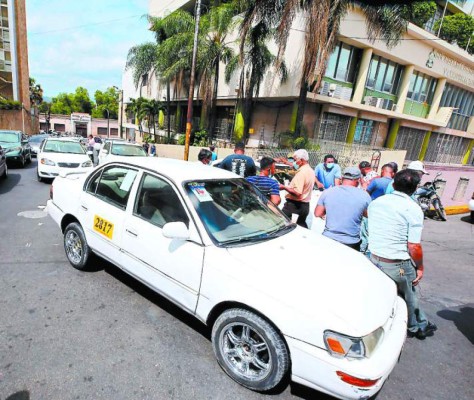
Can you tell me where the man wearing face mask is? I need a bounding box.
[314,154,342,190]
[280,149,315,227]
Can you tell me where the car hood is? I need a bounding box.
[0,142,21,150]
[225,227,397,336]
[39,152,90,163]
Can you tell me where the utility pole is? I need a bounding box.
[105,109,110,138]
[184,0,201,161]
[166,80,171,143]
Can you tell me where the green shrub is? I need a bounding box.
[193,129,208,146]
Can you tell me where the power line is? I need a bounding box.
[29,14,144,36]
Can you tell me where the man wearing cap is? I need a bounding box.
[281,149,315,228]
[368,169,437,340]
[386,160,427,195]
[219,142,256,178]
[359,161,379,190]
[314,154,342,189]
[315,167,371,250]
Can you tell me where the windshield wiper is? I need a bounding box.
[221,234,272,246]
[267,224,296,238]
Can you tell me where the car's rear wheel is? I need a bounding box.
[212,308,289,392]
[64,222,92,270]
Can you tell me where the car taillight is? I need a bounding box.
[49,184,53,200]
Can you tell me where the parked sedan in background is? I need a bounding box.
[0,130,32,167]
[98,140,147,165]
[0,145,7,179]
[37,138,93,182]
[47,158,407,400]
[28,133,50,157]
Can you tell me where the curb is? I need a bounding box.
[444,205,469,215]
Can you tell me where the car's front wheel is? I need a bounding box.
[19,155,25,168]
[1,163,7,179]
[212,308,289,392]
[64,222,92,270]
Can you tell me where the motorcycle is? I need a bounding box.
[414,172,447,221]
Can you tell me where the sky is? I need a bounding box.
[26,0,155,99]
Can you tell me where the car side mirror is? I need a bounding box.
[162,222,190,240]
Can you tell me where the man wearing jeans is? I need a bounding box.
[368,169,437,339]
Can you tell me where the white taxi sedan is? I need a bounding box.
[37,137,93,182]
[98,140,147,165]
[47,158,407,399]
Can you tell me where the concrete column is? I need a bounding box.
[462,139,474,165]
[427,78,447,120]
[395,65,414,113]
[352,48,373,104]
[418,131,432,161]
[386,119,400,149]
[346,117,358,144]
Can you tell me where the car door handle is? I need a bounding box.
[81,204,88,211]
[126,229,138,237]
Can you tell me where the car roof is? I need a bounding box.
[111,141,143,147]
[45,137,83,143]
[112,157,238,182]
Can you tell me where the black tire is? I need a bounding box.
[37,169,43,182]
[433,199,447,221]
[19,155,25,168]
[63,222,92,270]
[212,308,289,392]
[26,152,32,164]
[470,211,474,223]
[1,163,7,179]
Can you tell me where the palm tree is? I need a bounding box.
[225,21,288,141]
[127,97,147,136]
[125,43,158,89]
[29,77,43,107]
[237,0,419,137]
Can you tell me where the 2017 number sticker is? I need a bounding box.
[94,215,114,239]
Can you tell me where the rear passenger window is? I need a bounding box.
[134,173,189,227]
[86,165,138,209]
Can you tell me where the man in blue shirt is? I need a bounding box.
[315,166,371,251]
[367,164,394,200]
[209,145,217,161]
[219,142,257,178]
[368,169,437,340]
[314,154,342,189]
[246,157,281,205]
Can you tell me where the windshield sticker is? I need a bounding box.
[119,170,137,192]
[190,185,213,202]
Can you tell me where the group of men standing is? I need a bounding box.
[217,143,437,341]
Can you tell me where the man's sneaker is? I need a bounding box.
[416,322,438,340]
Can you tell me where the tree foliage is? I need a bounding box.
[401,1,437,29]
[434,13,474,54]
[92,87,119,119]
[50,87,94,115]
[29,77,43,107]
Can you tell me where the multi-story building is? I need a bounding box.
[0,0,36,134]
[38,113,119,137]
[138,0,474,169]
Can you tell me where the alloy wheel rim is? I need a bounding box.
[219,322,271,381]
[65,231,83,264]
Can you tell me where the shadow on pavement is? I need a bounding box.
[437,305,474,345]
[6,391,30,400]
[0,172,21,195]
[460,215,473,224]
[290,382,338,400]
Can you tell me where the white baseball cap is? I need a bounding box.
[407,160,428,174]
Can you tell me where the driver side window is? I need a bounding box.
[134,174,189,228]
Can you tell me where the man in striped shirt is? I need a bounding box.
[246,157,281,205]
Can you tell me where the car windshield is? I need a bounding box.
[29,135,49,143]
[111,144,147,156]
[184,179,293,246]
[0,132,20,143]
[43,140,86,154]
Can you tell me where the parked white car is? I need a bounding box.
[47,158,406,400]
[37,138,93,182]
[98,140,147,165]
[468,191,474,222]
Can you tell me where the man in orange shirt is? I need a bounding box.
[280,149,315,228]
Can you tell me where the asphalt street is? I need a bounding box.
[0,160,473,400]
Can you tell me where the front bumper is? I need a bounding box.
[287,296,407,400]
[38,164,92,178]
[5,151,22,162]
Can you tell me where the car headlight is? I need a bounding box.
[324,328,384,359]
[81,160,92,167]
[5,146,22,154]
[40,158,56,166]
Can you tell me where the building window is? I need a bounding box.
[424,5,452,34]
[425,132,471,164]
[97,127,108,136]
[317,113,351,142]
[353,119,377,145]
[365,55,402,95]
[110,128,119,136]
[324,42,360,83]
[439,84,474,132]
[407,71,437,103]
[394,127,426,161]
